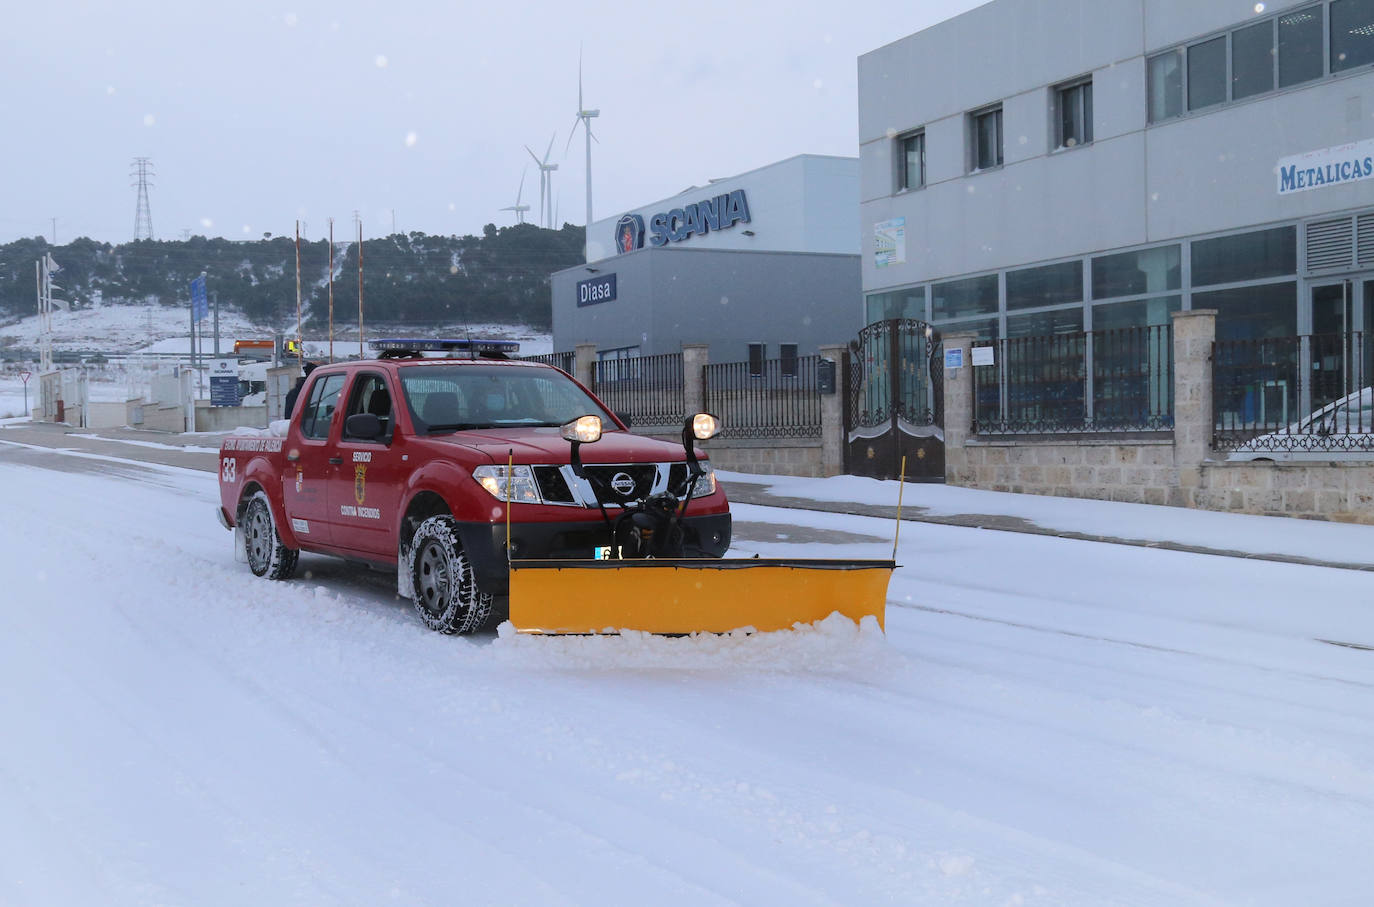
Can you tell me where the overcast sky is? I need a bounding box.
[2,0,986,246]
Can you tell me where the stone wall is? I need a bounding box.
[1194,462,1374,523]
[961,437,1184,506]
[942,313,1374,523]
[698,439,825,477]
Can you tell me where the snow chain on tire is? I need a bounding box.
[243,490,299,580]
[407,516,494,634]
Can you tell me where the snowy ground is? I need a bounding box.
[2,442,1373,905]
[0,376,32,418]
[721,470,1374,567]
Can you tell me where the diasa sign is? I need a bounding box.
[577,273,617,307]
[614,189,752,253]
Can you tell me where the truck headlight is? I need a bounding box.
[691,462,717,498]
[472,465,542,503]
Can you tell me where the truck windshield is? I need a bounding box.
[398,364,615,433]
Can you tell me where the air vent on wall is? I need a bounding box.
[1306,216,1354,271]
[1357,213,1374,268]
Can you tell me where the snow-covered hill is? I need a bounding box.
[0,301,550,357]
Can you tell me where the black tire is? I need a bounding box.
[408,516,494,634]
[242,490,299,580]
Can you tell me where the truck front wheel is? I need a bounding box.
[408,516,494,634]
[243,490,299,580]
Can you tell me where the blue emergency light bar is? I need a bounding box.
[370,338,522,355]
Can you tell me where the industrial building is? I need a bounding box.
[550,155,860,367]
[858,0,1374,378]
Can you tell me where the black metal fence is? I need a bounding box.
[592,352,685,427]
[1213,332,1371,452]
[704,355,823,439]
[973,324,1173,433]
[522,350,574,373]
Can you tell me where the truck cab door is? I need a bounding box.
[282,371,347,546]
[327,372,406,559]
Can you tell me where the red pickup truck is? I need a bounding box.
[216,343,732,634]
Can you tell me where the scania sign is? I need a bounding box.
[613,189,752,254]
[577,273,617,307]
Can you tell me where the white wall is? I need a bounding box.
[858,0,1374,292]
[585,155,858,263]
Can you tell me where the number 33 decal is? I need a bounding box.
[220,457,237,483]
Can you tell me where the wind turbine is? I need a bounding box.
[565,50,599,258]
[500,167,531,224]
[525,133,558,229]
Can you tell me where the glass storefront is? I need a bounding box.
[1191,226,1295,287]
[864,287,924,323]
[1092,245,1180,299]
[1093,296,1180,330]
[1193,282,1297,341]
[933,274,998,320]
[1007,307,1082,337]
[863,223,1369,351]
[1007,261,1082,310]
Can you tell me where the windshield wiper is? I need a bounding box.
[425,422,484,433]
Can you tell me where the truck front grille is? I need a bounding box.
[532,463,679,507]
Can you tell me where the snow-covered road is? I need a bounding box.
[2,448,1372,905]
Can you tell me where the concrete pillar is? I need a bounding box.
[818,343,847,476]
[682,343,709,418]
[940,332,977,486]
[1171,309,1217,498]
[574,342,597,390]
[180,368,195,434]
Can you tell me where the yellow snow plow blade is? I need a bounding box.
[508,558,894,635]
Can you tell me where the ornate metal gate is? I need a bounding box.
[844,319,944,481]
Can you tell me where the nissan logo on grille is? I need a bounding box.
[610,472,637,496]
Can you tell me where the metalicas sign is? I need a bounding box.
[1277,138,1374,195]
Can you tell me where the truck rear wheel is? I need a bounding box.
[408,516,494,634]
[243,490,299,580]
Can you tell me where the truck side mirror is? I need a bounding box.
[345,412,384,440]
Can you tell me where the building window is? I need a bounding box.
[1007,261,1083,310]
[1055,78,1093,149]
[1091,246,1181,300]
[748,343,765,378]
[865,287,925,323]
[1188,36,1228,110]
[897,130,925,191]
[780,344,799,378]
[1147,50,1184,122]
[596,346,641,382]
[935,316,1000,341]
[1332,0,1374,71]
[1193,282,1298,341]
[934,274,998,320]
[1232,20,1276,100]
[1280,5,1324,86]
[1190,226,1297,287]
[1007,307,1083,338]
[970,105,1003,171]
[1150,3,1333,121]
[1093,296,1182,331]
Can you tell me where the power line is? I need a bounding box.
[131,158,155,241]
